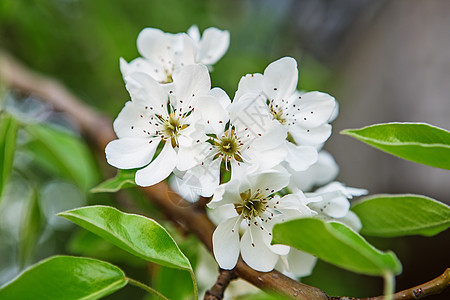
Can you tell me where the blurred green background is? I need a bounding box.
[1,0,449,299]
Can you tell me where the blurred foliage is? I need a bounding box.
[2,1,447,299]
[0,0,331,117]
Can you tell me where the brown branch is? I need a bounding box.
[368,268,449,300]
[1,51,448,300]
[204,269,238,300]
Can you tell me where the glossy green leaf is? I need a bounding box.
[272,218,402,276]
[59,205,192,271]
[352,194,450,237]
[341,123,450,169]
[0,255,127,300]
[24,124,99,191]
[91,169,136,193]
[68,229,145,267]
[0,114,19,200]
[153,234,199,300]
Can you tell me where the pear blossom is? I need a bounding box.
[173,95,287,199]
[208,169,313,272]
[187,25,230,67]
[287,150,339,192]
[234,57,336,171]
[304,181,368,231]
[105,64,228,187]
[120,26,229,83]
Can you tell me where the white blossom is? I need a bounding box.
[187,25,230,67]
[208,169,313,272]
[304,181,368,231]
[234,57,336,171]
[105,64,227,187]
[121,26,229,83]
[287,150,339,192]
[173,95,287,199]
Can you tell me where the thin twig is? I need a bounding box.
[1,51,448,300]
[204,269,238,300]
[369,268,449,300]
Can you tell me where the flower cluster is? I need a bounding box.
[106,26,367,276]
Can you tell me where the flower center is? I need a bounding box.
[269,105,286,125]
[164,70,173,83]
[214,129,243,167]
[234,189,268,219]
[161,112,186,147]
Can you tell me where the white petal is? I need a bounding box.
[337,210,362,232]
[209,87,231,110]
[250,120,287,150]
[309,194,350,219]
[228,96,273,132]
[257,219,290,256]
[233,73,264,102]
[345,186,369,198]
[285,142,318,171]
[287,151,339,192]
[120,57,165,82]
[240,226,279,272]
[263,57,298,104]
[276,194,306,211]
[295,91,336,128]
[124,72,168,116]
[179,157,222,197]
[212,216,241,270]
[173,64,211,110]
[329,100,339,122]
[315,182,368,198]
[286,164,316,192]
[105,137,159,169]
[135,142,176,186]
[113,101,156,139]
[286,249,317,278]
[137,28,174,64]
[208,177,243,209]
[177,122,208,148]
[175,34,196,68]
[289,123,332,146]
[207,203,238,226]
[247,169,290,194]
[187,25,200,43]
[312,151,339,186]
[190,95,229,135]
[198,157,222,197]
[169,173,200,203]
[196,27,230,65]
[176,141,210,171]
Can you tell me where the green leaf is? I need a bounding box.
[58,205,192,271]
[68,229,145,267]
[91,169,136,193]
[352,194,450,237]
[341,122,450,169]
[23,124,99,191]
[0,113,19,200]
[19,188,43,268]
[153,235,199,300]
[0,255,127,300]
[272,218,402,276]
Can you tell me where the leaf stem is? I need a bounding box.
[383,271,395,300]
[126,277,168,300]
[189,268,199,300]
